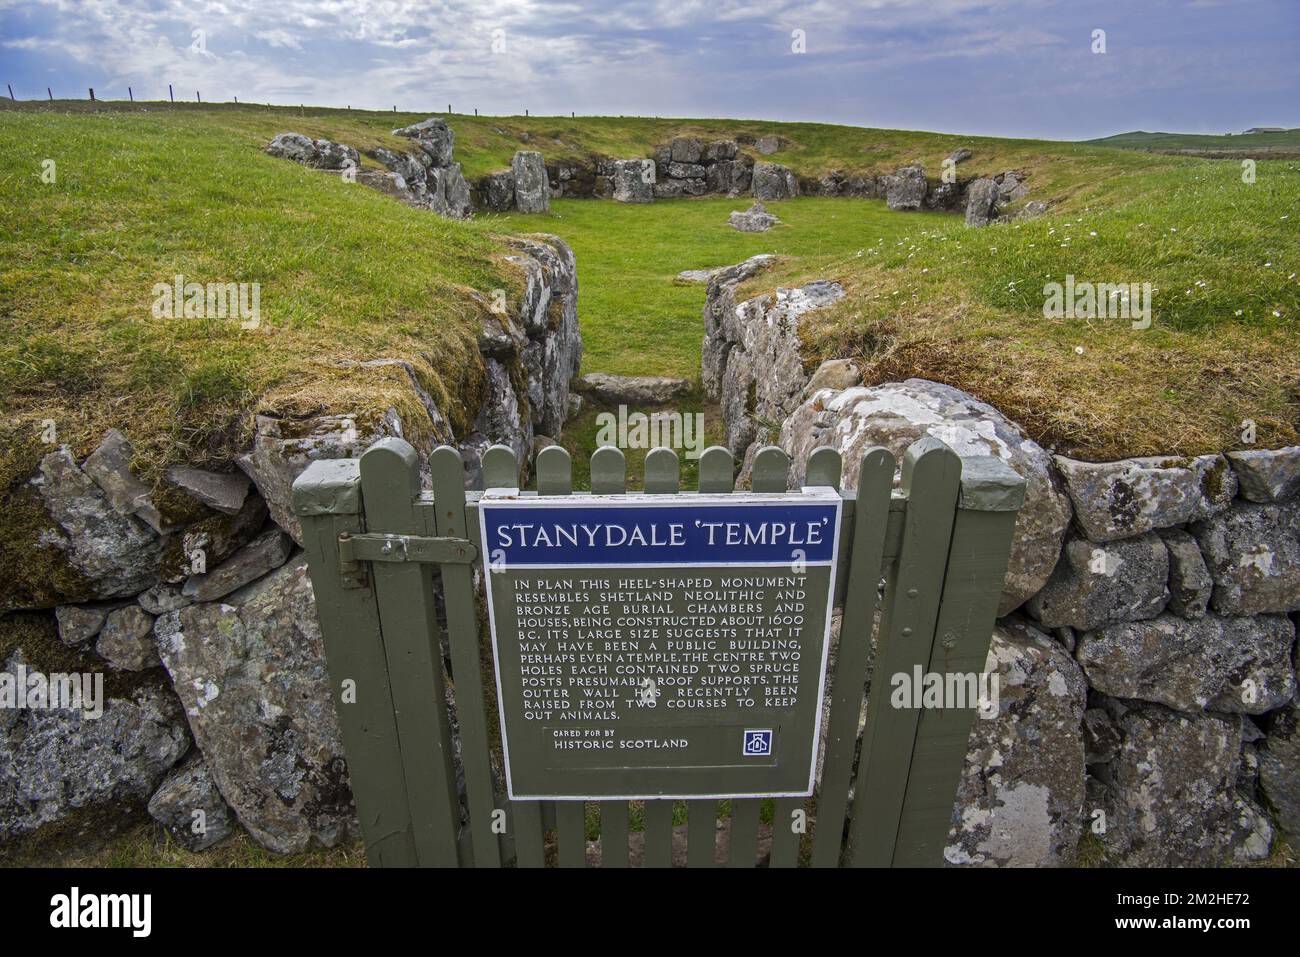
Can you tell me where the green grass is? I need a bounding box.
[1088,129,1300,151]
[496,167,1300,460]
[494,196,938,379]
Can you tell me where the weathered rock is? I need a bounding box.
[1054,454,1237,542]
[998,171,1030,202]
[265,132,316,164]
[182,528,293,603]
[237,411,413,545]
[1258,705,1300,836]
[82,429,167,533]
[883,165,927,211]
[32,447,163,601]
[751,162,798,201]
[137,583,191,616]
[154,560,356,854]
[511,150,550,213]
[146,753,233,851]
[611,159,654,203]
[728,201,779,232]
[1159,528,1212,618]
[1192,500,1300,615]
[577,373,691,406]
[393,117,455,166]
[666,161,705,180]
[705,139,738,161]
[802,359,861,398]
[0,650,189,842]
[1096,704,1246,865]
[461,358,530,477]
[946,147,973,165]
[437,162,472,219]
[483,170,515,212]
[699,254,777,400]
[506,235,582,439]
[96,605,159,671]
[707,158,753,195]
[1018,200,1049,219]
[754,134,781,155]
[676,268,715,284]
[1025,532,1168,631]
[1226,446,1300,502]
[1077,613,1296,714]
[266,133,360,171]
[776,380,1072,614]
[165,466,250,516]
[669,137,703,163]
[964,178,1000,227]
[945,619,1087,867]
[716,281,845,461]
[164,489,268,585]
[54,605,109,647]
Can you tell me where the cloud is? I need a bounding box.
[0,0,1296,137]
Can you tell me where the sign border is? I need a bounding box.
[479,488,843,802]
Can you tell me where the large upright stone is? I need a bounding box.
[511,150,551,213]
[751,162,798,201]
[393,117,455,166]
[1025,532,1168,631]
[964,178,1000,227]
[611,159,654,203]
[1053,454,1237,542]
[777,380,1072,614]
[1192,500,1300,615]
[0,650,189,842]
[1096,704,1249,866]
[1077,613,1296,714]
[945,619,1087,867]
[883,165,927,211]
[484,170,515,212]
[154,560,356,854]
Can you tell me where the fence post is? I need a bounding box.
[293,458,419,867]
[890,455,1026,866]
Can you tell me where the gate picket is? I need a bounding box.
[810,446,896,867]
[427,446,501,868]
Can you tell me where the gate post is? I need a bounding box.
[891,454,1026,866]
[293,458,420,867]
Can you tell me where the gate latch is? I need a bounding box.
[338,532,478,568]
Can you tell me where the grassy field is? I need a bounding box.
[496,170,1298,460]
[1087,129,1300,150]
[1,100,1296,492]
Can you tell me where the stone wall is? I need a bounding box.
[704,255,1300,865]
[0,235,580,856]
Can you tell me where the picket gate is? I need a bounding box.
[293,437,1025,867]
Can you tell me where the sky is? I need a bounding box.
[1,0,1297,140]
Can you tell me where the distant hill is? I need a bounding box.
[1087,129,1300,152]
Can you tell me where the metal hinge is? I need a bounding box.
[338,532,479,569]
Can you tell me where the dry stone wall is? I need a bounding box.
[0,233,580,856]
[703,255,1300,865]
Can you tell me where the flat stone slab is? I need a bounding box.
[577,373,692,406]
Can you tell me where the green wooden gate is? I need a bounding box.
[293,436,1024,867]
